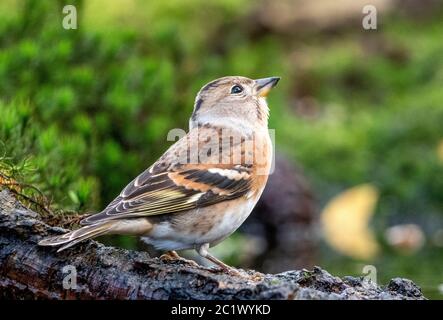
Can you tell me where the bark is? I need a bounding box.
[0,189,425,300]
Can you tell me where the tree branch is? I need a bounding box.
[0,189,425,300]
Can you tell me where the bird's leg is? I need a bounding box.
[196,243,243,277]
[160,250,199,267]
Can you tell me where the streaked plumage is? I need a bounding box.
[39,76,279,274]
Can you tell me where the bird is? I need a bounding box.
[39,75,280,274]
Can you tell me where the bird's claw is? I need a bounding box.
[160,251,199,267]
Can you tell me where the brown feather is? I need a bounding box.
[80,125,260,225]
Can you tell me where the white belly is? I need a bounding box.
[141,196,258,251]
[197,197,257,246]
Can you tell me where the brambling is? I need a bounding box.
[39,76,280,274]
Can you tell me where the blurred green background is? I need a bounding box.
[0,0,442,298]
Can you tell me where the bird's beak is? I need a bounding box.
[255,77,280,97]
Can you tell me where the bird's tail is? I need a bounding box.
[38,221,115,252]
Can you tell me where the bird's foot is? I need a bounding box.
[213,266,261,280]
[160,251,199,267]
[225,267,245,277]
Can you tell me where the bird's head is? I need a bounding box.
[190,76,280,130]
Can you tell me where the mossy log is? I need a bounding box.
[0,190,425,300]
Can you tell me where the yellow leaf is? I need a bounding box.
[321,184,379,260]
[437,140,443,164]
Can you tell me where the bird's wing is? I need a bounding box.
[80,126,255,225]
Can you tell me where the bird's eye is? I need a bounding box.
[230,85,243,94]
